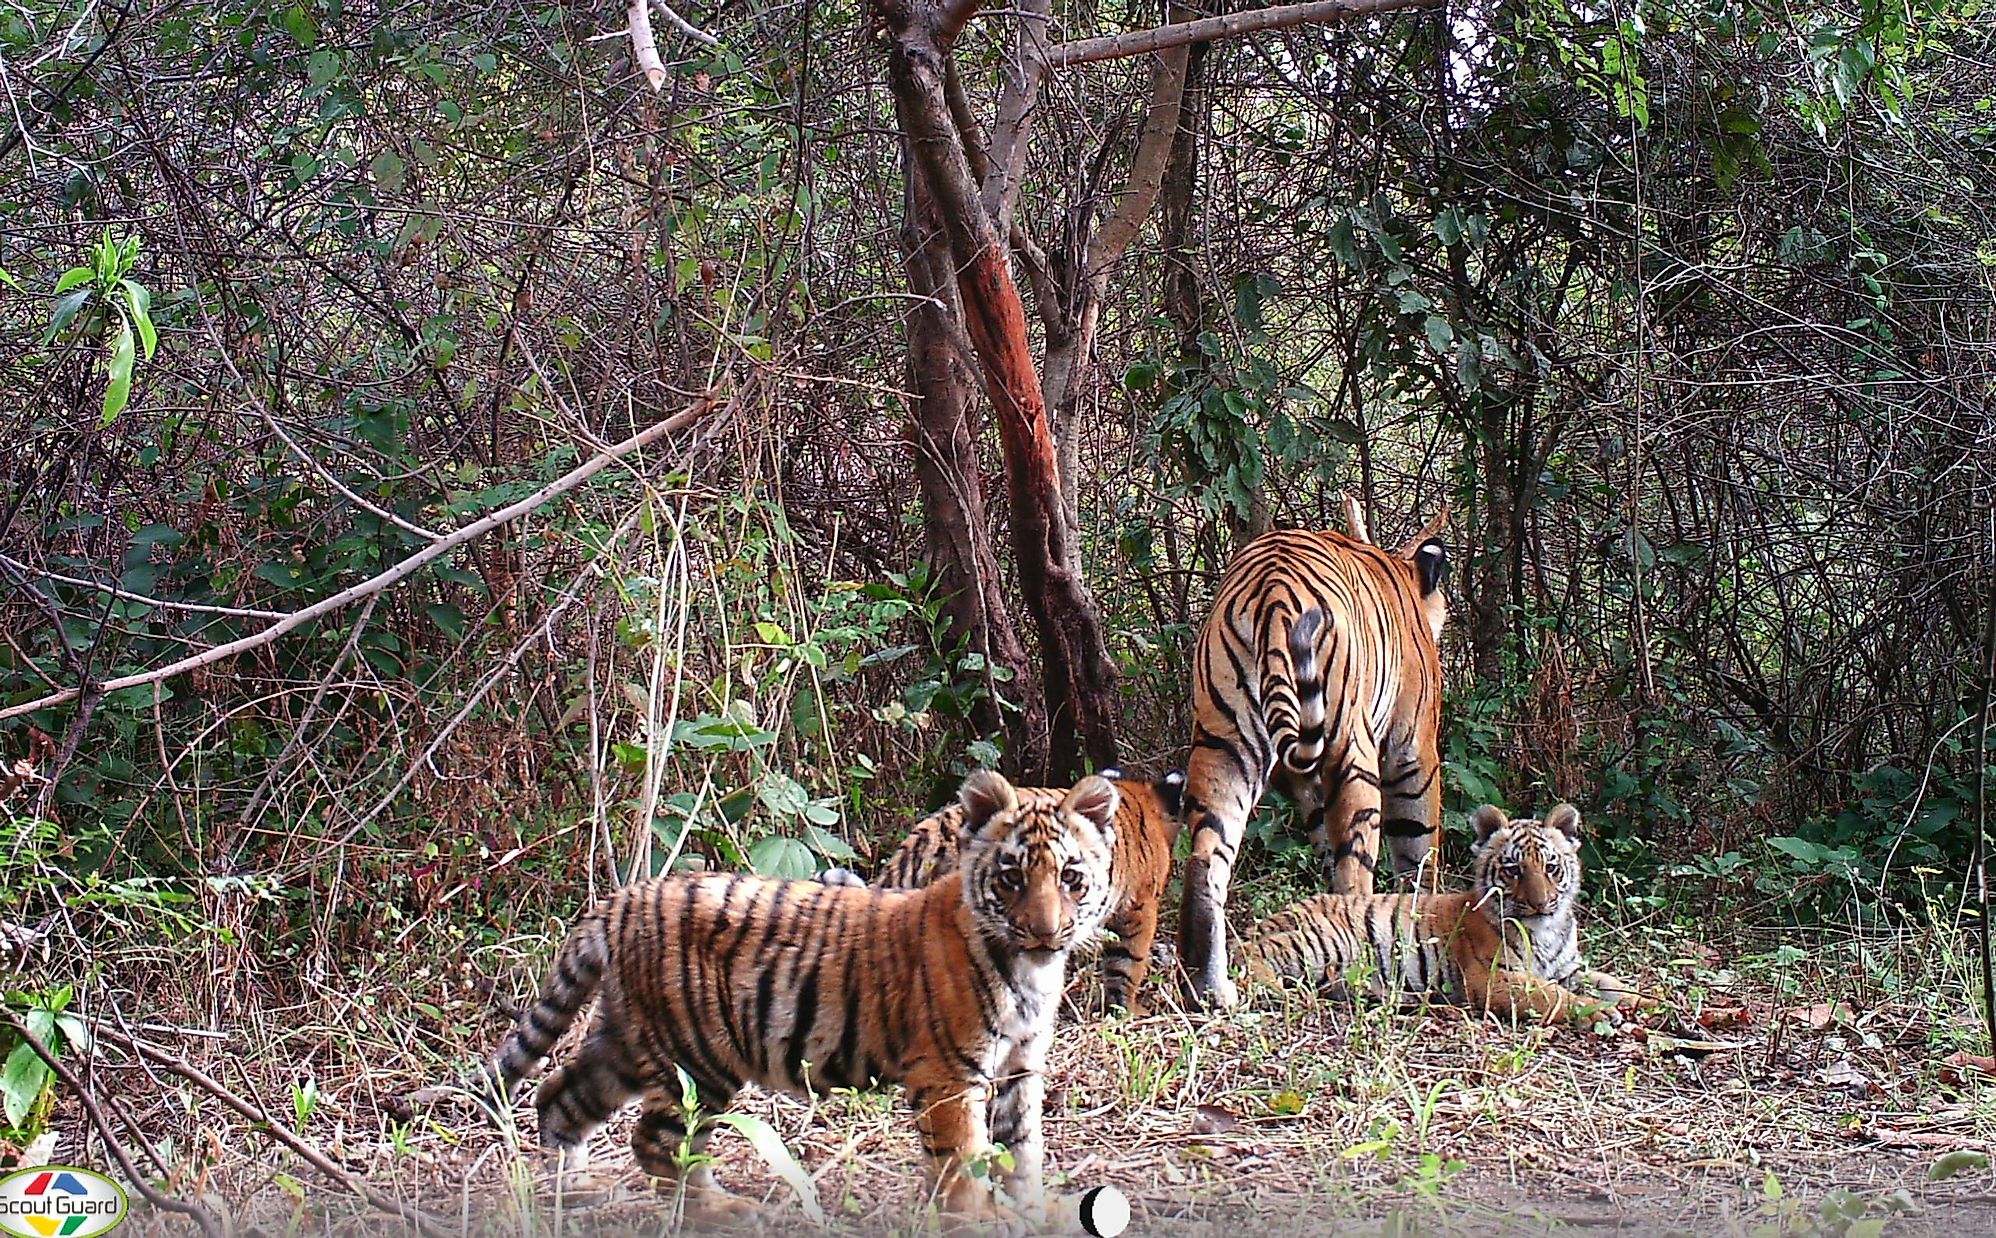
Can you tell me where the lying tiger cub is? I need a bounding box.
[480,771,1120,1224]
[1241,803,1644,1023]
[822,767,1184,1014]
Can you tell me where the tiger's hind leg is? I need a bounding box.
[532,1023,641,1168]
[1099,896,1159,1016]
[630,1077,755,1220]
[1380,727,1443,892]
[1311,731,1384,896]
[1178,732,1268,1010]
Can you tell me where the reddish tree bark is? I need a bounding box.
[878,9,1120,779]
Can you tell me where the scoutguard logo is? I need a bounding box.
[0,1167,128,1238]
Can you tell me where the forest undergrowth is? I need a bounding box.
[12,800,1996,1237]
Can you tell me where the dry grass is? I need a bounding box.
[32,890,1996,1238]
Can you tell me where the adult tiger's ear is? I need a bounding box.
[958,769,1017,840]
[1413,539,1449,595]
[1544,803,1582,840]
[1394,504,1452,557]
[1061,775,1120,848]
[1470,804,1509,845]
[1158,769,1187,819]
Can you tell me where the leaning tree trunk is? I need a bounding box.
[900,156,1041,753]
[878,6,1120,779]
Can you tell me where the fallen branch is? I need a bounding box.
[4,1012,224,1238]
[653,0,720,47]
[1046,0,1440,67]
[0,395,723,723]
[97,1025,451,1238]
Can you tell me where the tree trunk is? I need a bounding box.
[879,12,1119,779]
[900,157,1039,752]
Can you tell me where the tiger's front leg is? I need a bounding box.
[1178,734,1266,1010]
[986,1036,1048,1218]
[909,1080,1001,1224]
[1457,958,1600,1024]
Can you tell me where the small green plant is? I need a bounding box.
[671,1066,823,1223]
[47,230,160,423]
[1,986,88,1143]
[290,1076,321,1128]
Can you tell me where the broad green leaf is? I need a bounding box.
[747,836,816,880]
[803,823,854,860]
[103,320,136,423]
[54,265,95,294]
[709,1114,824,1223]
[0,265,20,291]
[1,1041,50,1128]
[121,278,157,359]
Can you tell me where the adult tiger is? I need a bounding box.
[478,771,1119,1224]
[1240,803,1647,1022]
[821,767,1185,1013]
[1179,507,1450,1008]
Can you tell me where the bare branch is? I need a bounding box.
[0,554,289,620]
[629,0,667,90]
[1047,0,1442,68]
[653,0,720,47]
[0,395,724,723]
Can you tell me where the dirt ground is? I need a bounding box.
[78,911,1996,1238]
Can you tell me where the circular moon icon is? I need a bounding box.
[1079,1183,1131,1238]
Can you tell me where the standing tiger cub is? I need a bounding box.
[821,768,1184,1013]
[480,771,1121,1223]
[1241,803,1644,1022]
[1180,510,1451,1009]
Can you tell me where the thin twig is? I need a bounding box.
[3,1011,225,1238]
[97,1025,452,1238]
[0,394,724,723]
[0,553,289,619]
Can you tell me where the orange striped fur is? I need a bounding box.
[480,771,1119,1223]
[822,768,1184,1013]
[1242,804,1642,1022]
[1179,511,1451,1008]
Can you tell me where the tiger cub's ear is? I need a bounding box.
[1061,775,1120,848]
[958,769,1018,840]
[1470,804,1509,845]
[1544,803,1582,840]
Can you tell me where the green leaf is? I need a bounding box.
[370,150,406,194]
[803,823,854,861]
[103,320,136,423]
[121,278,157,359]
[1423,314,1454,352]
[54,265,95,294]
[709,1113,824,1223]
[758,772,812,818]
[747,836,816,880]
[1,1041,50,1128]
[1928,1150,1989,1181]
[0,264,20,291]
[425,602,465,640]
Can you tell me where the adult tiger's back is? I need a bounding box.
[481,771,1122,1223]
[1179,510,1449,1009]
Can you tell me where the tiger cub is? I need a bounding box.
[822,767,1184,1014]
[1240,803,1643,1023]
[481,771,1120,1223]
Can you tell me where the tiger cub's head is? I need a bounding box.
[955,770,1119,960]
[1469,803,1583,922]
